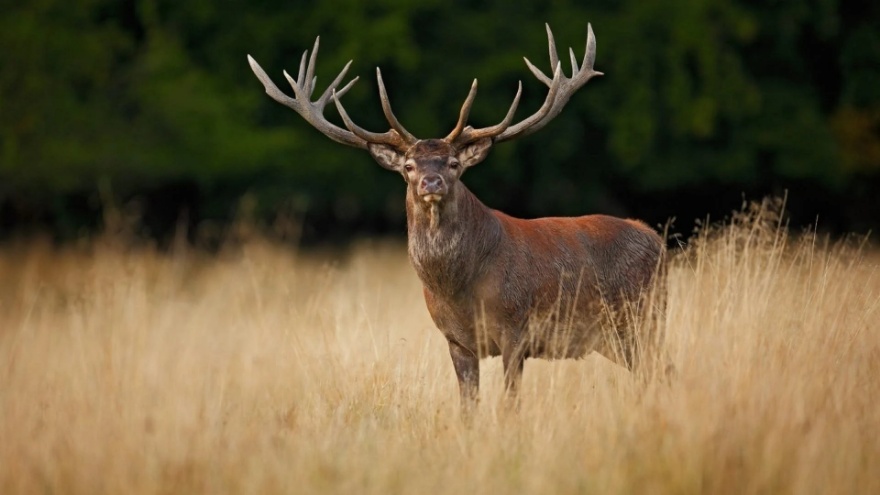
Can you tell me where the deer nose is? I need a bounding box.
[420,175,444,194]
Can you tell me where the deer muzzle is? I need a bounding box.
[419,175,446,202]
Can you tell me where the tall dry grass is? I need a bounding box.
[1,201,878,494]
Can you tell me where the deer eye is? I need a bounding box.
[449,160,460,170]
[404,164,415,173]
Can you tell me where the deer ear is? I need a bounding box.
[367,144,406,171]
[457,138,493,168]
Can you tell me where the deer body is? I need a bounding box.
[249,24,665,414]
[401,145,662,402]
[419,210,663,358]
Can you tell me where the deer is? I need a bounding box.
[248,23,665,416]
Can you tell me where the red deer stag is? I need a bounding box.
[248,24,664,414]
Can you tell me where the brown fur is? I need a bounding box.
[370,138,665,414]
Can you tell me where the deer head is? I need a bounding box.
[247,24,602,224]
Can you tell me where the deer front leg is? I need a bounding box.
[448,340,479,419]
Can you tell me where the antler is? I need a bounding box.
[248,37,418,151]
[251,26,599,152]
[248,37,366,149]
[447,23,601,147]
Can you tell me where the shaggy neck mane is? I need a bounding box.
[406,184,502,297]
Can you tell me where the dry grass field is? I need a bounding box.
[1,201,879,494]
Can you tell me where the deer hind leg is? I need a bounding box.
[448,340,479,420]
[594,306,643,374]
[500,333,527,411]
[596,305,675,385]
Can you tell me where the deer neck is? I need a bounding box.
[405,183,501,297]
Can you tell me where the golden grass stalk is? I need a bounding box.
[1,200,878,494]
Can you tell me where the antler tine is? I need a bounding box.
[546,23,559,80]
[583,23,601,75]
[524,57,553,87]
[296,50,307,90]
[249,55,294,107]
[282,70,301,97]
[454,81,523,145]
[376,68,418,145]
[332,89,409,148]
[334,75,359,101]
[304,37,320,97]
[316,60,353,108]
[444,79,479,142]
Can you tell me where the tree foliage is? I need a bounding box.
[1,0,877,239]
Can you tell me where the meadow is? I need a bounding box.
[1,201,878,494]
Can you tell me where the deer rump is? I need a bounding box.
[415,210,664,362]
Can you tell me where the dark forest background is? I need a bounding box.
[2,0,879,245]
